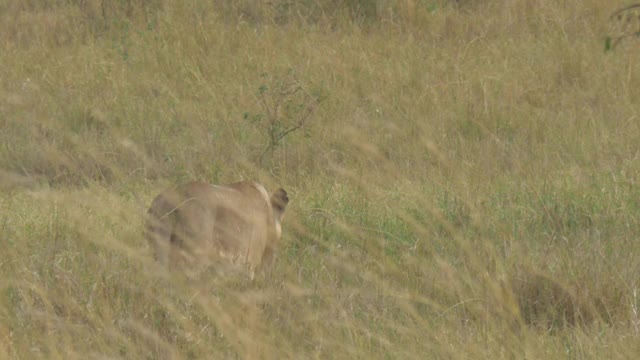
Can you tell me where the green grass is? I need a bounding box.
[1,0,640,358]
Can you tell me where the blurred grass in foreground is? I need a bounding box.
[1,0,639,358]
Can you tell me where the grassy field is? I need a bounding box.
[1,0,639,358]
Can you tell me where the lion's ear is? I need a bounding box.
[271,188,289,220]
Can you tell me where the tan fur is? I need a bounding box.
[145,181,288,279]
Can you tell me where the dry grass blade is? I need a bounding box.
[606,4,640,50]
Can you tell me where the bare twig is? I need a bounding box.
[606,4,640,51]
[254,72,321,164]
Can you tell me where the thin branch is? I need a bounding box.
[274,106,314,143]
[609,4,640,20]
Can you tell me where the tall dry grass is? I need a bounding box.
[1,0,639,358]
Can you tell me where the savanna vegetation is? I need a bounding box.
[1,0,639,358]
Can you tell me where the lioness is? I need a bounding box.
[145,181,288,279]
